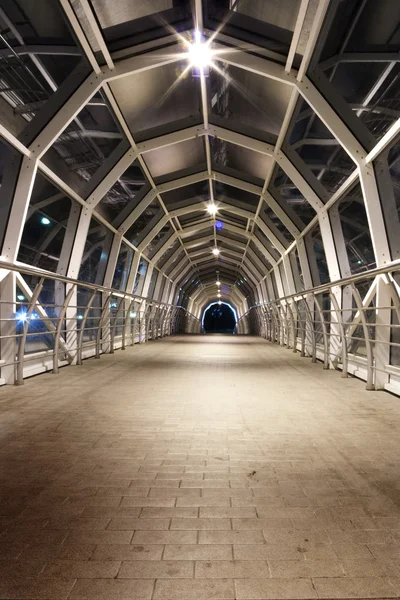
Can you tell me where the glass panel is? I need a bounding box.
[110,60,200,137]
[147,269,158,299]
[112,242,134,291]
[211,138,271,182]
[270,165,316,225]
[259,204,292,245]
[162,181,209,210]
[210,65,291,140]
[215,181,260,211]
[0,5,81,122]
[144,223,174,260]
[330,182,376,273]
[253,224,281,262]
[43,90,124,194]
[157,239,180,268]
[289,99,356,194]
[144,138,205,179]
[98,159,148,223]
[133,257,149,295]
[305,223,329,285]
[124,199,162,246]
[385,137,400,213]
[17,172,77,273]
[78,217,113,283]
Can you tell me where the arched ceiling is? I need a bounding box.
[1,0,399,311]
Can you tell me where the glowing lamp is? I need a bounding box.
[207,203,218,216]
[187,35,212,69]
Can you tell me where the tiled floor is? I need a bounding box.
[1,335,400,599]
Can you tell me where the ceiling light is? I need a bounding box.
[217,293,221,298]
[187,33,212,69]
[212,248,220,256]
[216,280,220,286]
[207,203,218,216]
[218,300,222,305]
[41,217,51,225]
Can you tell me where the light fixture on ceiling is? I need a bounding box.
[41,216,51,225]
[207,203,218,216]
[216,280,221,286]
[218,300,222,305]
[187,31,213,70]
[212,247,220,256]
[217,293,221,298]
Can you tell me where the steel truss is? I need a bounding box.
[0,0,399,386]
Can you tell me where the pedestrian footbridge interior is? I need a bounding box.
[1,0,400,598]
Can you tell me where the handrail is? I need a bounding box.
[235,261,400,394]
[0,259,179,308]
[254,261,400,307]
[0,262,202,386]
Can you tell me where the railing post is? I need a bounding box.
[95,293,112,358]
[16,277,44,385]
[110,295,127,354]
[374,276,392,390]
[350,283,374,390]
[314,293,329,369]
[330,287,348,378]
[0,271,17,385]
[77,289,98,365]
[286,300,297,353]
[302,294,317,363]
[53,284,76,375]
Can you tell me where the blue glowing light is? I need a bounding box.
[215,220,224,230]
[41,217,51,225]
[16,310,28,322]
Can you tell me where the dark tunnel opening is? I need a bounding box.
[203,303,236,334]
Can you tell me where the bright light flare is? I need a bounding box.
[187,33,213,69]
[216,280,221,286]
[206,203,218,216]
[212,248,220,256]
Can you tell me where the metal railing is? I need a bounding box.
[0,261,202,386]
[235,263,400,395]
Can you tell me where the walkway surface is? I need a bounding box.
[1,335,400,599]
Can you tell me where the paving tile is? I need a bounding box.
[199,530,265,544]
[313,576,398,598]
[65,530,133,544]
[153,578,235,599]
[268,559,344,578]
[3,337,400,600]
[234,544,305,561]
[132,530,197,544]
[107,518,170,530]
[0,560,47,578]
[235,577,317,599]
[40,560,121,579]
[118,560,194,578]
[92,544,163,561]
[69,578,154,599]
[200,508,257,518]
[0,577,76,599]
[163,544,233,560]
[195,560,270,578]
[171,517,231,530]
